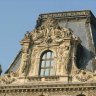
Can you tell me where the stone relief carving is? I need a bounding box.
[54,28,63,43]
[0,71,18,84]
[63,46,72,74]
[20,50,30,76]
[41,16,59,28]
[56,42,72,75]
[19,32,32,76]
[33,28,45,44]
[29,17,74,46]
[75,69,93,82]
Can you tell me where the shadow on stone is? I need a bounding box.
[76,44,94,70]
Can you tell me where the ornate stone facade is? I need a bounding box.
[1,10,96,96]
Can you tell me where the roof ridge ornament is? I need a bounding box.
[40,16,60,29]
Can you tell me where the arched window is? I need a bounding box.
[39,50,55,76]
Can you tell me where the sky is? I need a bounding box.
[0,0,96,73]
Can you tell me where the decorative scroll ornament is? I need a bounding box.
[75,70,93,82]
[0,71,18,84]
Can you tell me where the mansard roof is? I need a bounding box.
[5,50,22,74]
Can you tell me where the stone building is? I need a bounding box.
[0,10,96,96]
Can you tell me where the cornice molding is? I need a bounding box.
[0,82,96,93]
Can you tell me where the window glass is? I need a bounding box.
[47,52,51,59]
[42,54,46,59]
[45,69,49,76]
[51,60,54,66]
[40,69,44,76]
[41,61,45,67]
[46,61,50,67]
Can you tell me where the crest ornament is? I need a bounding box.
[41,16,59,28]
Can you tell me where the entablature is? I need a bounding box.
[0,82,96,93]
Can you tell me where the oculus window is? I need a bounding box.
[39,50,55,76]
